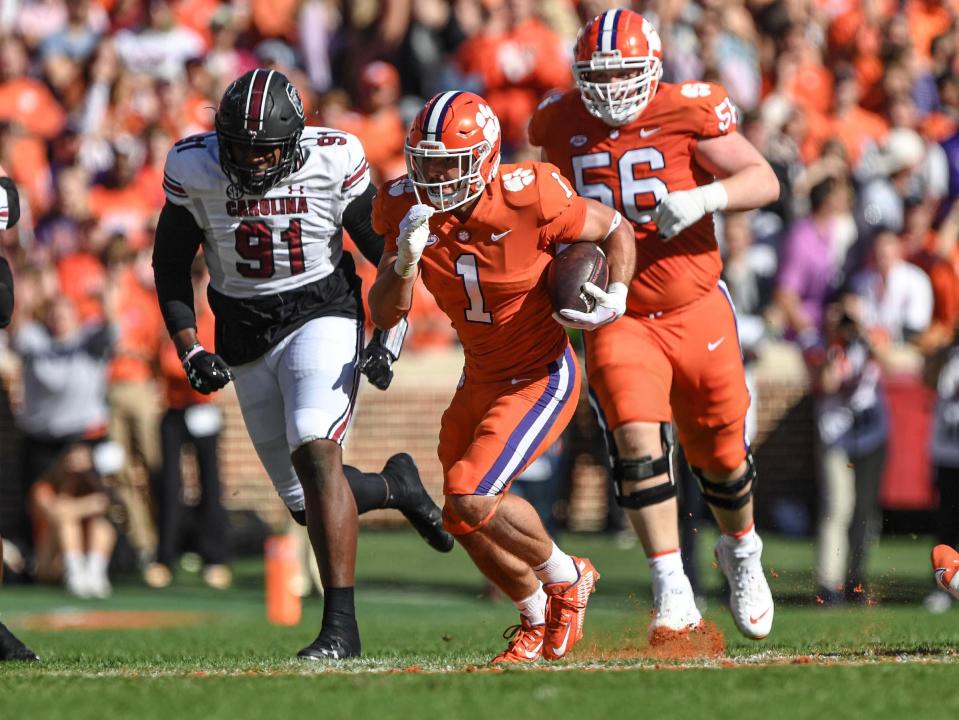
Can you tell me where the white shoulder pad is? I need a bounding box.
[162,132,219,206]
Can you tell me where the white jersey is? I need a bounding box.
[162,126,371,299]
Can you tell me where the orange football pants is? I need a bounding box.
[439,344,580,496]
[584,283,750,474]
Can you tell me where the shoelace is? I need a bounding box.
[501,622,542,652]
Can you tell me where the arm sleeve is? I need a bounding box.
[153,201,203,336]
[342,183,385,265]
[0,255,13,328]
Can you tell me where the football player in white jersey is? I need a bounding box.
[0,167,39,663]
[153,68,453,660]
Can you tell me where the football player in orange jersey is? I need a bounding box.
[369,91,635,664]
[529,9,781,642]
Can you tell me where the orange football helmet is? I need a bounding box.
[573,9,663,127]
[404,91,502,212]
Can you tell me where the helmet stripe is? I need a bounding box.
[424,90,461,140]
[246,69,274,132]
[598,9,621,52]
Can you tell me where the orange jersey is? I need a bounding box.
[372,161,588,382]
[530,81,735,314]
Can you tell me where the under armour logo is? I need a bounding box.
[288,184,305,195]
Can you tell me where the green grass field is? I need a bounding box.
[2,529,958,719]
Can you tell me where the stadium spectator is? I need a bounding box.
[457,0,571,150]
[145,259,230,590]
[13,290,115,542]
[810,300,889,604]
[774,175,856,342]
[30,443,117,598]
[850,229,934,344]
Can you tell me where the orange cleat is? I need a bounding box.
[489,617,545,665]
[542,556,600,660]
[932,544,959,600]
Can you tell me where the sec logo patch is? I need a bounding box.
[570,135,588,147]
[426,233,440,246]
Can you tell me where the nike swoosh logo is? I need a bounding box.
[749,607,771,625]
[510,377,531,385]
[490,230,512,242]
[707,337,725,352]
[640,127,661,138]
[523,640,543,659]
[551,624,572,657]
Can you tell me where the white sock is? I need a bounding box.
[533,543,578,586]
[648,550,688,598]
[64,551,84,580]
[723,523,761,557]
[86,553,109,579]
[514,584,547,626]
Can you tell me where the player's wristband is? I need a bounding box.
[179,343,204,364]
[700,181,728,213]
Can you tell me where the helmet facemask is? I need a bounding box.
[216,126,303,196]
[405,139,493,212]
[573,52,663,126]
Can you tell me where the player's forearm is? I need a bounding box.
[579,200,636,286]
[715,161,780,212]
[600,221,636,287]
[172,328,200,356]
[368,255,416,330]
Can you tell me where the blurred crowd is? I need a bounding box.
[3,0,959,606]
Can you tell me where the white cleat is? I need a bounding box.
[649,580,704,639]
[715,532,774,639]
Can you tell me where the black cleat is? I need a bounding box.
[383,453,454,553]
[296,631,361,661]
[0,622,39,662]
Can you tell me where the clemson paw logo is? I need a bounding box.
[502,168,534,192]
[475,104,500,145]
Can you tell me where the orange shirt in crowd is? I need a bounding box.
[159,307,216,409]
[906,0,954,62]
[830,106,888,167]
[88,175,162,248]
[57,252,106,323]
[0,78,66,140]
[6,135,53,215]
[458,18,571,147]
[108,268,165,384]
[785,62,833,117]
[172,0,219,49]
[250,0,298,40]
[336,109,407,184]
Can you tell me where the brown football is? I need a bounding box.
[547,243,609,315]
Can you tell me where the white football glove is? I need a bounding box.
[554,282,628,330]
[393,203,435,277]
[652,181,728,240]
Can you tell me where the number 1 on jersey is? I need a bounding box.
[455,254,492,324]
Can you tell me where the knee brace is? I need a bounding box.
[441,494,504,536]
[693,453,756,511]
[613,423,677,509]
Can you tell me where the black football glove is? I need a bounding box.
[181,344,234,394]
[358,317,409,391]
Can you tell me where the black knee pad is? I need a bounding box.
[692,454,756,511]
[612,423,677,509]
[288,507,307,526]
